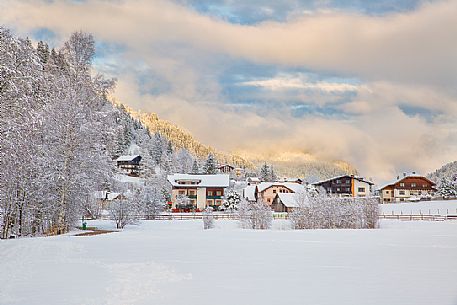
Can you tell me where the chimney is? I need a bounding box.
[412,171,416,174]
[403,172,406,177]
[397,175,399,180]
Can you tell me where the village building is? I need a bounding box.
[271,193,300,213]
[378,172,436,203]
[218,164,245,179]
[256,182,304,205]
[167,174,230,211]
[115,155,142,177]
[312,175,374,197]
[243,185,257,202]
[246,177,261,185]
[277,177,303,184]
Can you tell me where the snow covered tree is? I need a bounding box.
[191,160,200,174]
[238,198,272,230]
[109,186,143,229]
[202,207,215,229]
[143,183,165,220]
[203,153,217,174]
[436,178,457,198]
[224,190,241,212]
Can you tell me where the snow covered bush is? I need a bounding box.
[436,178,457,198]
[290,191,379,230]
[202,207,215,229]
[238,199,272,230]
[224,190,241,212]
[109,188,143,229]
[143,183,166,220]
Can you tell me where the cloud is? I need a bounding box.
[1,0,456,86]
[2,0,457,183]
[238,75,360,93]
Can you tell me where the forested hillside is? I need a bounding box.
[0,29,202,238]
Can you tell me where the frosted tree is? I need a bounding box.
[109,187,143,229]
[202,207,215,229]
[143,182,165,220]
[191,160,200,174]
[224,190,241,212]
[203,153,217,174]
[437,178,457,198]
[238,198,272,230]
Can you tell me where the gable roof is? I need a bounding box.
[378,173,436,190]
[257,182,304,193]
[276,193,301,208]
[312,175,374,186]
[167,174,230,188]
[116,155,141,162]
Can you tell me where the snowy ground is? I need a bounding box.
[1,220,457,305]
[380,199,457,215]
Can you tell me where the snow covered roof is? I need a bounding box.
[276,193,300,208]
[243,185,257,201]
[312,175,374,186]
[377,172,434,190]
[116,155,141,162]
[94,191,108,200]
[107,192,121,201]
[247,177,260,182]
[167,174,230,188]
[257,182,304,193]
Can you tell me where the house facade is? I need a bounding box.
[312,175,373,197]
[379,173,436,203]
[167,174,230,211]
[271,193,300,213]
[256,182,304,205]
[116,155,142,177]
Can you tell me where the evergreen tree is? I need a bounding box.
[191,160,199,174]
[203,153,217,174]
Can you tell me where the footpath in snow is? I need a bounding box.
[1,219,457,305]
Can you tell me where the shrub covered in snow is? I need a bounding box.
[238,199,272,230]
[202,207,215,229]
[290,191,379,230]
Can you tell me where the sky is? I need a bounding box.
[1,0,457,182]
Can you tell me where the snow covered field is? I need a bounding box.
[380,200,457,215]
[1,219,457,305]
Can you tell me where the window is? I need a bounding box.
[179,190,185,195]
[358,187,365,192]
[400,183,405,187]
[423,184,427,188]
[386,190,390,194]
[336,188,341,192]
[216,191,222,196]
[267,198,271,203]
[208,191,213,196]
[346,180,351,184]
[399,190,405,195]
[189,190,195,195]
[216,200,222,205]
[273,190,277,194]
[346,188,350,192]
[411,183,416,187]
[336,180,341,184]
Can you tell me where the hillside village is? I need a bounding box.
[107,149,455,217]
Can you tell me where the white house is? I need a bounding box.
[167,174,230,211]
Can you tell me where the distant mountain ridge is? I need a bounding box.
[122,106,357,180]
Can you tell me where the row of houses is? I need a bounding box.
[114,155,438,211]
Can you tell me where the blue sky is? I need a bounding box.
[1,0,456,181]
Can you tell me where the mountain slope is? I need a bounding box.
[123,106,357,180]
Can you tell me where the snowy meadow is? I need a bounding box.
[1,219,457,305]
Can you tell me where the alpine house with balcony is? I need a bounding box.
[167,174,230,211]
